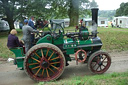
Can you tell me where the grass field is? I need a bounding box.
[0,27,128,58]
[38,71,128,85]
[98,27,128,51]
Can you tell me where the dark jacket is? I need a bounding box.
[7,34,22,48]
[28,19,36,29]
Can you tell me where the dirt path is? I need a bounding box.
[0,51,128,85]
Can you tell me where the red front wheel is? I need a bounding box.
[88,51,111,74]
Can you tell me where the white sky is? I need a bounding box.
[90,0,128,10]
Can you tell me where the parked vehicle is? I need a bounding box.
[0,19,10,31]
[112,16,128,28]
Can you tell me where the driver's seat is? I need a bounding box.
[9,47,25,69]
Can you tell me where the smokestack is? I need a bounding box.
[91,8,99,25]
[91,8,99,37]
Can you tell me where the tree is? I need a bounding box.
[0,0,91,31]
[0,0,49,31]
[68,0,79,26]
[47,0,90,26]
[0,0,17,30]
[0,0,31,31]
[24,0,49,19]
[115,2,128,17]
[68,0,90,26]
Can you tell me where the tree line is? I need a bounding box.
[115,2,128,17]
[0,0,99,31]
[98,10,116,21]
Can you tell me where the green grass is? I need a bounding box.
[98,27,128,51]
[37,71,128,85]
[0,27,128,58]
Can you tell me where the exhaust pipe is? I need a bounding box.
[91,8,99,37]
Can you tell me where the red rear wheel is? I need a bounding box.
[24,43,65,82]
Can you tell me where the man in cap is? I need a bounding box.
[28,16,36,47]
[22,19,39,52]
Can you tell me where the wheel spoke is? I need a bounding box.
[50,56,60,61]
[103,61,108,63]
[102,56,107,63]
[46,49,49,58]
[46,68,50,78]
[100,54,103,59]
[41,49,44,58]
[102,64,106,67]
[97,56,101,62]
[42,69,44,76]
[50,62,60,65]
[29,63,39,66]
[34,52,41,59]
[48,67,55,73]
[100,66,102,70]
[50,64,59,70]
[32,66,40,70]
[35,67,41,75]
[96,65,100,71]
[92,62,98,68]
[31,57,40,63]
[48,51,55,60]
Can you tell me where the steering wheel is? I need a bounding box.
[40,20,65,39]
[52,29,63,39]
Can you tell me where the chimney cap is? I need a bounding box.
[91,7,99,10]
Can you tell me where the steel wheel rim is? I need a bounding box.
[25,47,65,81]
[90,53,111,74]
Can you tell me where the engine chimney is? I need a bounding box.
[91,8,99,37]
[91,8,99,25]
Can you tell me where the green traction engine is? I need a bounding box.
[10,8,111,82]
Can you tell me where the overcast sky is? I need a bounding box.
[90,0,128,10]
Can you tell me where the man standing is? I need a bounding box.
[22,19,38,52]
[28,16,36,47]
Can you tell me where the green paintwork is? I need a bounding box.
[80,30,89,39]
[9,47,25,68]
[63,38,92,54]
[53,32,64,45]
[66,49,74,54]
[36,34,52,44]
